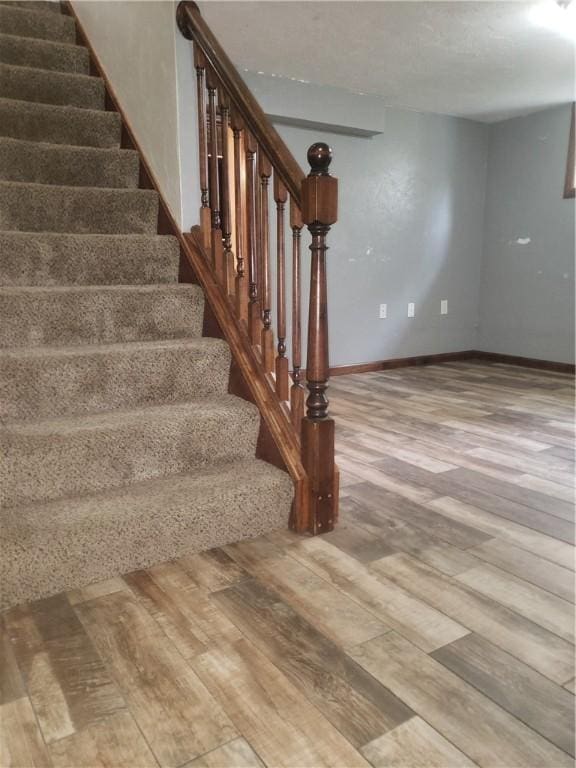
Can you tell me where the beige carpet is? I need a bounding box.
[0,0,293,610]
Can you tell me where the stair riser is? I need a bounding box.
[0,183,158,234]
[0,33,90,74]
[0,233,180,286]
[0,63,104,110]
[0,99,121,148]
[0,4,76,43]
[1,341,232,420]
[0,139,140,188]
[0,287,203,348]
[0,462,293,609]
[2,406,260,507]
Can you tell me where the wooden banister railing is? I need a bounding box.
[177,1,338,533]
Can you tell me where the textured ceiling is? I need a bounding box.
[198,1,575,122]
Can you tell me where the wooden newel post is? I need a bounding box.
[301,143,338,534]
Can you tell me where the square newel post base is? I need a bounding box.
[301,416,339,534]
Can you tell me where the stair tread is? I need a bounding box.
[0,4,76,44]
[1,336,232,421]
[5,457,289,517]
[0,136,140,187]
[0,31,90,74]
[0,283,201,296]
[0,281,204,348]
[0,457,293,609]
[0,231,180,287]
[0,61,105,110]
[3,395,258,435]
[0,96,121,147]
[0,180,159,234]
[0,335,225,358]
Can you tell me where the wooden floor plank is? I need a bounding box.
[74,590,236,767]
[468,447,573,488]
[445,467,574,521]
[48,711,158,768]
[350,632,573,767]
[67,577,127,606]
[432,633,575,756]
[373,457,575,543]
[340,496,481,575]
[3,595,125,744]
[0,696,53,768]
[290,538,469,652]
[427,496,575,571]
[514,473,574,503]
[185,738,265,768]
[456,563,575,643]
[468,539,575,602]
[0,621,25,706]
[246,553,389,648]
[213,577,413,748]
[346,482,491,549]
[124,565,242,660]
[177,549,249,592]
[190,638,371,767]
[361,716,478,768]
[373,553,575,683]
[318,519,397,562]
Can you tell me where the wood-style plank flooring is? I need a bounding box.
[2,361,574,768]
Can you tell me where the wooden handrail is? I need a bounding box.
[176,1,339,533]
[176,1,305,203]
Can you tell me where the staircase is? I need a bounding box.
[0,0,293,610]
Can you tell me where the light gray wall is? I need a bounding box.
[244,73,489,367]
[479,105,575,363]
[71,0,201,228]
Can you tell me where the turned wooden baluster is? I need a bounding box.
[192,45,211,249]
[301,143,338,533]
[245,130,261,346]
[218,91,235,296]
[259,151,274,372]
[274,172,289,399]
[231,110,248,323]
[290,197,305,427]
[206,65,225,282]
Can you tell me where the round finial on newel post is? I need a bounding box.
[307,143,332,176]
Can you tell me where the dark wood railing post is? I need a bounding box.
[290,198,305,429]
[274,173,289,400]
[301,143,338,534]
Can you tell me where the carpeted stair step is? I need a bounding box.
[0,4,75,42]
[2,396,261,507]
[0,1,63,15]
[0,62,104,109]
[0,137,140,187]
[0,232,180,286]
[0,32,89,74]
[0,284,204,347]
[1,338,232,420]
[0,457,293,609]
[0,98,121,147]
[0,181,158,233]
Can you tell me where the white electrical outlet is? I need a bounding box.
[441,299,448,315]
[407,302,415,318]
[379,303,387,319]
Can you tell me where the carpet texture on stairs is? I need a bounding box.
[0,0,293,610]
